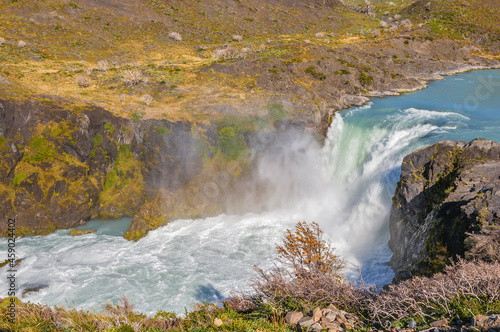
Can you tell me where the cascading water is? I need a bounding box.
[1,69,500,314]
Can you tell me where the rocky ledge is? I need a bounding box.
[389,138,500,280]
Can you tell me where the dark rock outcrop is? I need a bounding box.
[389,138,500,280]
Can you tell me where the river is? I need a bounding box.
[1,69,499,314]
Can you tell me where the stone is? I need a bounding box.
[322,309,333,316]
[69,229,96,236]
[327,304,339,312]
[286,311,303,325]
[298,317,315,330]
[310,323,323,332]
[312,307,323,322]
[213,318,223,327]
[472,314,490,328]
[408,320,417,328]
[341,322,353,330]
[336,314,348,325]
[325,311,338,322]
[323,321,342,330]
[429,318,448,327]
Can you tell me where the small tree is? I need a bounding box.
[250,222,351,312]
[276,221,344,279]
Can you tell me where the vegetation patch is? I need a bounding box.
[267,103,289,121]
[99,144,145,218]
[12,173,27,187]
[358,72,374,87]
[305,66,326,80]
[216,115,253,160]
[25,136,55,163]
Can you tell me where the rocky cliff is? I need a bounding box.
[0,97,248,239]
[389,139,500,280]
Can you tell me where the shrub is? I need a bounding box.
[305,66,326,80]
[359,72,373,87]
[251,222,355,313]
[104,123,115,135]
[131,111,145,123]
[277,222,345,277]
[218,126,245,159]
[26,137,54,163]
[212,47,239,59]
[98,60,109,71]
[93,134,103,147]
[122,69,143,86]
[267,103,288,121]
[366,259,500,326]
[76,75,91,88]
[168,32,182,41]
[140,94,153,106]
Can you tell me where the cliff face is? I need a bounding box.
[389,139,500,280]
[0,98,239,238]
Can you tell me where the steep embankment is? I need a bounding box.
[0,98,249,238]
[389,139,500,280]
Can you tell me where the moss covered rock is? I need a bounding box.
[69,229,96,236]
[390,139,500,280]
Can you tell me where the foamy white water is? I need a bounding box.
[2,69,500,314]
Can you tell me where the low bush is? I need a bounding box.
[168,32,182,42]
[122,69,143,86]
[305,66,326,80]
[98,60,109,71]
[76,75,91,88]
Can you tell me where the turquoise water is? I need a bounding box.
[1,69,499,314]
[323,69,500,282]
[74,218,132,237]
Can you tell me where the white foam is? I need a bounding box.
[0,103,475,314]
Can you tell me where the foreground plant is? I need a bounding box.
[1,222,499,331]
[251,221,365,315]
[232,222,500,329]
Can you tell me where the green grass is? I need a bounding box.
[12,173,27,186]
[25,136,55,163]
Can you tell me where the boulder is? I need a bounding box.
[310,323,323,332]
[213,318,223,327]
[312,307,323,322]
[286,311,303,325]
[429,318,448,327]
[298,316,315,330]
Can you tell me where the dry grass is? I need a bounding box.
[122,69,143,86]
[0,296,179,332]
[242,259,500,328]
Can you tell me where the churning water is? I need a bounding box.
[2,69,500,314]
